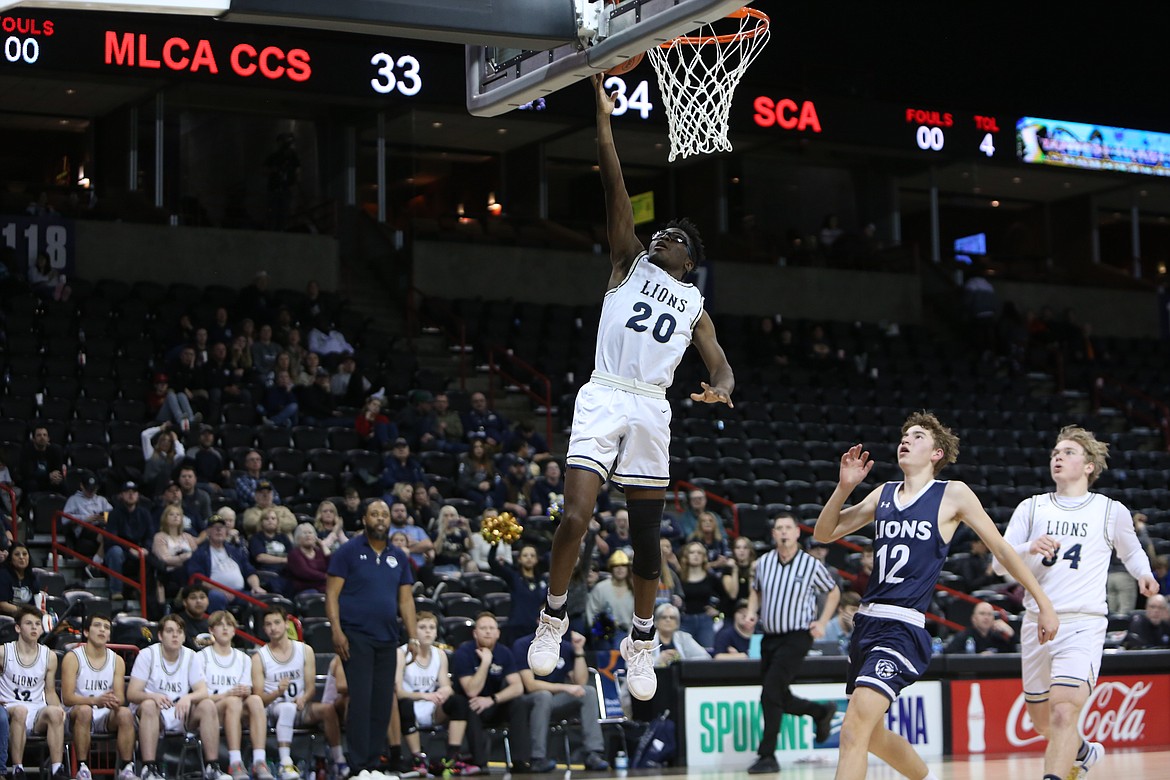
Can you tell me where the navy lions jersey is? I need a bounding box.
[863,480,953,614]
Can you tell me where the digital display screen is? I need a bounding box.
[954,233,987,264]
[1017,117,1170,177]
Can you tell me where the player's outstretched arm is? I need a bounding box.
[815,445,879,542]
[594,74,643,282]
[690,312,734,407]
[952,482,1059,643]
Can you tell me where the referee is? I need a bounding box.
[746,512,839,774]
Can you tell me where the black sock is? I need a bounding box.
[632,626,655,641]
[389,747,401,765]
[1076,740,1089,761]
[446,745,459,760]
[545,602,567,619]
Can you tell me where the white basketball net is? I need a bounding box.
[646,8,770,162]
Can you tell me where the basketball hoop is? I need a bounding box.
[645,6,770,161]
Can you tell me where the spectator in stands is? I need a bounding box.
[508,422,550,465]
[511,629,609,773]
[202,341,253,422]
[596,506,633,559]
[241,482,296,537]
[944,601,1016,654]
[208,307,233,347]
[381,439,432,499]
[338,487,363,533]
[146,373,198,432]
[297,365,342,425]
[216,507,244,550]
[261,351,293,389]
[154,482,195,536]
[451,613,524,772]
[2,605,70,780]
[153,503,199,604]
[399,390,438,451]
[951,536,1004,593]
[314,500,349,554]
[237,270,273,325]
[466,509,511,573]
[0,454,18,537]
[713,600,758,659]
[0,544,39,616]
[251,324,281,377]
[284,328,307,376]
[297,280,325,328]
[260,370,299,428]
[355,396,395,451]
[409,482,438,530]
[294,350,321,387]
[287,522,329,596]
[529,460,564,517]
[490,542,547,646]
[850,543,874,595]
[128,614,234,780]
[234,451,271,509]
[431,392,466,453]
[822,590,861,646]
[394,611,475,777]
[1108,511,1156,614]
[309,316,356,360]
[191,327,211,368]
[27,250,67,301]
[431,504,471,573]
[179,584,211,649]
[177,465,212,530]
[187,515,267,612]
[141,422,185,499]
[651,602,710,664]
[62,469,112,562]
[688,511,731,571]
[678,541,721,649]
[331,353,372,407]
[587,550,634,651]
[721,536,757,615]
[962,265,999,355]
[657,537,683,608]
[804,323,838,363]
[20,424,65,495]
[462,392,507,452]
[169,346,210,420]
[248,508,292,595]
[673,489,708,540]
[457,439,497,511]
[1123,594,1170,649]
[387,499,433,569]
[192,426,230,499]
[105,481,155,604]
[491,455,533,520]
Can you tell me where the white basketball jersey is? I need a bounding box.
[70,646,116,700]
[400,647,442,694]
[0,642,49,705]
[130,644,202,701]
[259,641,306,703]
[594,254,704,388]
[1001,492,1151,616]
[199,646,251,695]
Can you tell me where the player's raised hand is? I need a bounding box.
[690,381,733,407]
[593,73,617,115]
[838,444,874,489]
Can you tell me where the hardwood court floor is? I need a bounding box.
[499,747,1170,779]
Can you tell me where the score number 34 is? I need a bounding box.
[605,76,653,119]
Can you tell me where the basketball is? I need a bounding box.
[606,51,644,76]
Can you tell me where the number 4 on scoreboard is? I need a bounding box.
[979,132,996,157]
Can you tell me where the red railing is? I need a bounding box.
[186,573,281,646]
[486,345,555,450]
[52,512,149,609]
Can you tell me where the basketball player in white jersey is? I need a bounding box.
[61,613,137,780]
[995,426,1159,780]
[127,613,233,780]
[198,611,267,780]
[530,73,735,702]
[252,606,347,780]
[0,606,67,780]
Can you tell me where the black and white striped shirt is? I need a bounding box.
[753,548,836,635]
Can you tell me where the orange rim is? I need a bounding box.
[658,6,769,48]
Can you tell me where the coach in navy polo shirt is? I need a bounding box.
[326,499,419,774]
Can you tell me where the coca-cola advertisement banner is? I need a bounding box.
[951,675,1170,755]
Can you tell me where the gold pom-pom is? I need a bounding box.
[481,512,523,544]
[547,493,564,523]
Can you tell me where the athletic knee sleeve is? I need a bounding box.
[627,498,664,581]
[275,702,296,743]
[398,697,418,735]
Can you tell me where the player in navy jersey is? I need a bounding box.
[529,73,735,703]
[815,412,1059,780]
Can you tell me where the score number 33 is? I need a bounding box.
[370,53,422,96]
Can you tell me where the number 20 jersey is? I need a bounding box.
[594,254,704,388]
[864,480,953,614]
